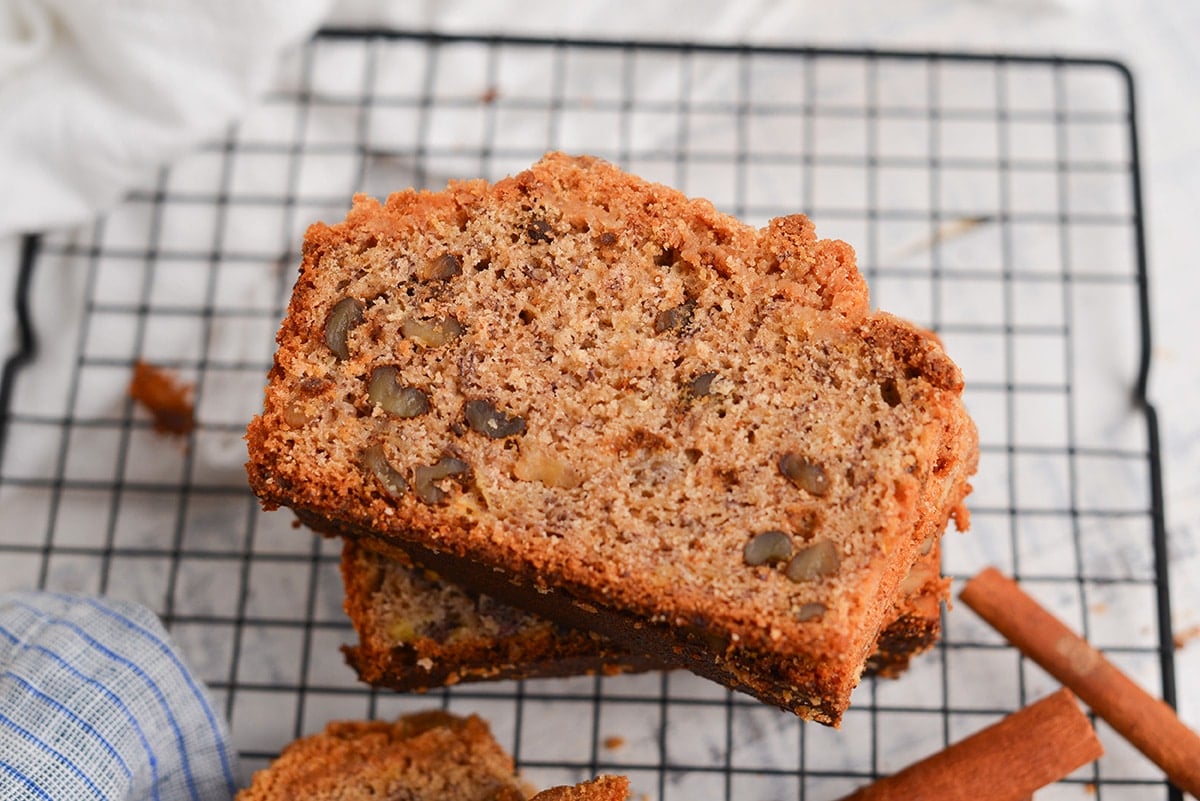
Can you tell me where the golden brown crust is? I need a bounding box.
[246,152,978,724]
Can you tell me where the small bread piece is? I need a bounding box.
[247,153,977,724]
[532,776,629,801]
[129,360,194,435]
[235,710,630,801]
[234,711,524,801]
[340,535,947,691]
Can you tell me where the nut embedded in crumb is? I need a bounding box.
[778,453,830,496]
[464,399,526,439]
[413,457,469,504]
[785,540,841,583]
[363,444,410,498]
[324,297,364,360]
[402,315,464,348]
[743,530,792,566]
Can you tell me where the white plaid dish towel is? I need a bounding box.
[0,591,240,801]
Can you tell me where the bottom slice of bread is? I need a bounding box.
[340,537,662,688]
[339,536,947,691]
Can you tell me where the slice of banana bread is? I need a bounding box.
[339,534,946,691]
[235,710,629,801]
[246,152,977,724]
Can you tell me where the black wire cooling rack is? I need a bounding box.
[0,30,1177,801]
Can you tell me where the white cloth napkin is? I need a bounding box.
[0,591,240,801]
[0,0,332,238]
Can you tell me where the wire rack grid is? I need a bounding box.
[0,30,1175,801]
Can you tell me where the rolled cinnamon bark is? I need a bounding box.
[837,688,1100,801]
[960,567,1200,798]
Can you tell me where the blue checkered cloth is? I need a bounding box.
[0,591,240,801]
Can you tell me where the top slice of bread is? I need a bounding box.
[246,152,977,724]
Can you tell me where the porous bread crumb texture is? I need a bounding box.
[340,533,946,690]
[234,711,526,801]
[246,152,978,723]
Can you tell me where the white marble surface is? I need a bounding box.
[0,0,1197,794]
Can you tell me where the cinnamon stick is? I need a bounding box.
[836,688,1100,801]
[961,567,1200,798]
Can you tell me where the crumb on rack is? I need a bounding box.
[128,360,195,435]
[1174,623,1200,651]
[891,214,993,260]
[603,735,625,750]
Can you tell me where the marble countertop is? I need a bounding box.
[1,0,1196,794]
